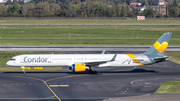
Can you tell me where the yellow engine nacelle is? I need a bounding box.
[71,64,88,72]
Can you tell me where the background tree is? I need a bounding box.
[115,3,122,17]
[169,7,180,17]
[173,0,178,6]
[50,3,61,15]
[36,2,52,17]
[143,8,155,17]
[1,0,180,17]
[0,4,8,17]
[11,3,21,14]
[5,0,12,5]
[73,4,80,16]
[21,3,36,17]
[126,0,130,5]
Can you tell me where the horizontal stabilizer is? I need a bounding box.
[101,49,106,54]
[154,57,171,63]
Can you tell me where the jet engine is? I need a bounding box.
[70,64,89,72]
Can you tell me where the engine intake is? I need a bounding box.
[71,64,87,72]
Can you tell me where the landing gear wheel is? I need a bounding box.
[89,70,97,74]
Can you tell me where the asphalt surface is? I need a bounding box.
[105,94,180,101]
[0,46,180,52]
[0,61,180,101]
[1,23,180,25]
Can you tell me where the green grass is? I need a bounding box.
[0,25,180,46]
[1,19,180,23]
[156,81,180,94]
[165,52,180,64]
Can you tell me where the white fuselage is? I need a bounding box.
[6,54,152,67]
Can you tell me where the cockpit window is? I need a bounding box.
[10,58,16,61]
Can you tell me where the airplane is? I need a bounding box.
[6,32,172,74]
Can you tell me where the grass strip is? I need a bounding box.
[0,25,180,46]
[165,52,180,64]
[156,81,180,94]
[1,19,180,23]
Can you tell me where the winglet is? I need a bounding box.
[101,49,106,54]
[110,53,117,61]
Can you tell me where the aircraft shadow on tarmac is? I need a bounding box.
[2,68,158,74]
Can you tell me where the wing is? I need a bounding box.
[79,53,117,66]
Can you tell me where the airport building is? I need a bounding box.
[136,0,167,16]
[156,0,167,16]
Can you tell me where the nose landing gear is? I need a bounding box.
[21,66,25,74]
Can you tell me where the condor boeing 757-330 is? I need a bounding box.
[6,32,172,74]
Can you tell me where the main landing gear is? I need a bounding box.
[89,70,97,74]
[89,67,97,74]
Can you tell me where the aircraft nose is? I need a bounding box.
[6,61,10,66]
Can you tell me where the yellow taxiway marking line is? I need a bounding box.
[8,76,61,101]
[8,75,86,101]
[44,81,61,101]
[49,85,59,87]
[59,85,69,87]
[45,75,83,82]
[49,85,69,87]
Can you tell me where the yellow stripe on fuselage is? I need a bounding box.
[126,54,143,65]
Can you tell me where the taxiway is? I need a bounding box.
[0,61,180,101]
